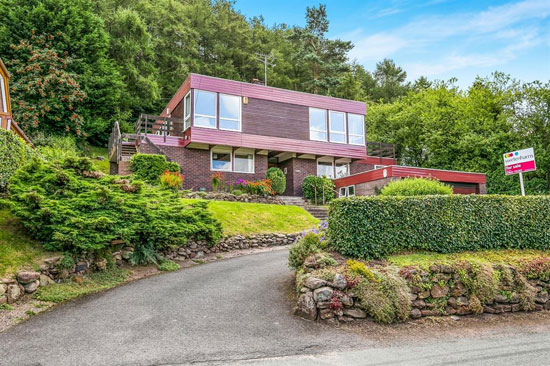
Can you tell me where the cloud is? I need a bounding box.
[346,0,550,75]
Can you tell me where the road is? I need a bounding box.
[1,248,549,366]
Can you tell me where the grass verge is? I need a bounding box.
[86,146,109,174]
[182,199,319,236]
[34,268,130,303]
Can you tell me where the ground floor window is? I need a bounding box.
[317,158,350,179]
[339,185,355,197]
[211,148,232,171]
[234,150,254,173]
[211,147,254,173]
[317,160,334,178]
[335,162,350,178]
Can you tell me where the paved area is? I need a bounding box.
[1,248,549,366]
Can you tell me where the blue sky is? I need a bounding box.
[234,0,550,88]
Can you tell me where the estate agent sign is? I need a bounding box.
[503,147,536,196]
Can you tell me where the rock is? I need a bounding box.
[494,294,508,303]
[456,296,469,306]
[451,282,466,297]
[410,293,418,301]
[410,308,422,319]
[313,287,334,302]
[456,307,470,315]
[7,284,22,303]
[450,315,460,321]
[332,274,347,290]
[340,294,353,307]
[418,290,430,299]
[40,275,54,287]
[445,306,457,315]
[338,316,354,323]
[24,280,40,293]
[319,308,334,320]
[95,259,107,271]
[483,305,496,314]
[535,293,549,304]
[44,256,61,265]
[303,277,328,290]
[294,292,317,321]
[421,309,436,317]
[0,295,6,305]
[511,304,521,312]
[431,284,449,298]
[16,271,40,284]
[545,302,550,310]
[412,299,426,308]
[447,297,457,308]
[316,301,332,309]
[343,308,367,319]
[75,262,88,273]
[121,250,133,260]
[0,284,6,296]
[194,251,205,259]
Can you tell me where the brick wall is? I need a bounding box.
[354,177,396,196]
[288,158,317,196]
[350,160,375,175]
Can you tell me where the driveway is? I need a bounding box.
[1,248,549,366]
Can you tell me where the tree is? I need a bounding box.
[8,35,86,137]
[368,59,410,102]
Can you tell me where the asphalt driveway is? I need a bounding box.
[1,248,549,366]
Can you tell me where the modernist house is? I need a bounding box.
[0,58,31,143]
[110,73,486,196]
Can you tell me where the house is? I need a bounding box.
[0,58,31,143]
[110,73,486,196]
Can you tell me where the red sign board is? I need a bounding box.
[503,148,536,176]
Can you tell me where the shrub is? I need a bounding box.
[130,154,180,184]
[380,177,453,196]
[160,170,184,191]
[211,171,224,191]
[288,233,322,269]
[266,167,286,195]
[157,259,180,271]
[0,129,34,191]
[302,175,335,204]
[232,189,243,196]
[8,157,222,257]
[329,195,550,259]
[246,179,274,196]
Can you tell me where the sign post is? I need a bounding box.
[503,147,536,196]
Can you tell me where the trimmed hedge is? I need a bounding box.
[380,177,453,196]
[328,195,550,259]
[130,154,180,184]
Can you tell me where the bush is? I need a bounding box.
[288,233,322,269]
[8,157,222,257]
[329,195,550,259]
[302,175,335,204]
[0,129,34,191]
[266,167,286,195]
[130,154,180,184]
[380,177,453,196]
[157,259,180,271]
[232,189,243,196]
[160,171,184,191]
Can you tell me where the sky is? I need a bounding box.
[234,0,550,88]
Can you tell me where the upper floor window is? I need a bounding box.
[329,111,346,143]
[348,113,365,145]
[309,108,327,141]
[183,92,191,130]
[194,89,216,128]
[219,94,241,131]
[0,74,7,113]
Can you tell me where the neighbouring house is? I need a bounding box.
[0,58,31,143]
[109,73,486,196]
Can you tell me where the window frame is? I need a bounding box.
[347,113,365,146]
[219,93,242,132]
[193,89,217,129]
[339,185,356,197]
[183,91,191,130]
[233,149,255,174]
[335,162,350,178]
[309,107,328,142]
[0,73,7,113]
[316,158,335,179]
[210,147,233,172]
[329,111,347,144]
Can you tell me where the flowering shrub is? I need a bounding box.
[234,178,247,191]
[160,170,184,191]
[211,171,225,191]
[246,179,274,196]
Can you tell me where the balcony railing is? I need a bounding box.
[366,141,396,160]
[135,114,186,142]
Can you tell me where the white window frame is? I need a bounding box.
[219,93,242,132]
[233,149,255,174]
[374,165,386,170]
[193,89,217,129]
[0,74,7,113]
[335,162,350,178]
[309,107,328,142]
[210,147,232,172]
[329,111,346,144]
[316,157,335,179]
[183,91,191,130]
[347,113,365,146]
[339,185,355,197]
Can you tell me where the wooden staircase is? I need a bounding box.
[279,196,328,221]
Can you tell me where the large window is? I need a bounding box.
[317,159,334,178]
[348,113,365,145]
[309,108,327,141]
[194,89,217,128]
[329,111,346,143]
[183,92,191,130]
[234,149,254,173]
[0,74,7,113]
[335,162,349,178]
[211,147,232,171]
[219,94,241,131]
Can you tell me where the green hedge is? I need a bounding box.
[302,175,335,203]
[130,154,180,184]
[328,195,550,259]
[380,177,453,196]
[0,129,34,191]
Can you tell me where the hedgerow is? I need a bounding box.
[329,195,550,259]
[8,157,221,257]
[130,154,180,184]
[380,177,453,196]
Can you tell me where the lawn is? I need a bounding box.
[388,249,550,268]
[182,199,319,236]
[0,209,54,277]
[86,145,109,174]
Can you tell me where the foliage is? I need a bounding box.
[231,189,243,196]
[302,175,335,204]
[288,233,323,269]
[211,172,224,192]
[181,199,319,236]
[0,209,52,277]
[33,134,80,162]
[0,129,34,191]
[7,34,86,137]
[130,154,179,185]
[380,178,453,196]
[346,259,376,282]
[34,267,129,303]
[8,157,222,256]
[246,179,275,196]
[157,259,180,272]
[160,170,184,191]
[329,195,550,259]
[266,167,286,195]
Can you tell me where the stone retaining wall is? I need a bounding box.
[184,192,284,205]
[0,233,298,305]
